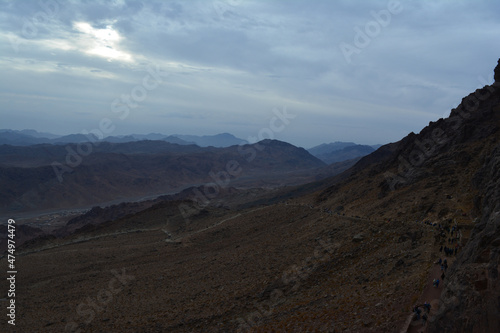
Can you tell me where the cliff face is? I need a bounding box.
[428,62,500,332]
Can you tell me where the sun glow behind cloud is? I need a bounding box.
[1,0,500,147]
[73,21,132,62]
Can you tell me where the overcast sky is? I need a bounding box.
[1,0,499,148]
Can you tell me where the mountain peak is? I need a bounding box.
[256,139,292,147]
[214,133,235,137]
[173,133,246,147]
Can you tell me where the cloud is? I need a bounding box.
[0,0,500,147]
[71,21,132,62]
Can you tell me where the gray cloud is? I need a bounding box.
[0,0,499,148]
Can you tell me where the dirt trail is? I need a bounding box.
[401,220,462,333]
[404,260,447,333]
[165,206,268,242]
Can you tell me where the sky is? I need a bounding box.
[1,0,500,148]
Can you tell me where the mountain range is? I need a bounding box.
[0,130,248,148]
[0,139,334,216]
[0,131,375,216]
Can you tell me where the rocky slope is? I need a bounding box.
[311,59,500,332]
[426,59,500,333]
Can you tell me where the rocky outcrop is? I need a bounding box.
[494,58,500,83]
[427,61,500,333]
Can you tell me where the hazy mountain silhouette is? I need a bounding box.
[308,142,375,164]
[173,133,247,147]
[308,141,357,155]
[0,130,246,147]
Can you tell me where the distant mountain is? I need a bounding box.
[0,129,60,139]
[14,129,60,139]
[317,144,375,164]
[0,130,244,147]
[130,133,169,141]
[0,141,205,168]
[52,133,101,144]
[101,135,139,143]
[0,139,324,215]
[101,134,191,145]
[0,131,45,145]
[173,133,247,147]
[307,141,357,156]
[308,142,375,164]
[0,131,101,146]
[162,135,193,145]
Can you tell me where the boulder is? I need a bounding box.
[352,233,364,242]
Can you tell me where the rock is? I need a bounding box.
[394,259,405,268]
[362,318,373,327]
[494,58,500,83]
[352,233,364,242]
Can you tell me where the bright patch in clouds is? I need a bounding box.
[73,22,132,62]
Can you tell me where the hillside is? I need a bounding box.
[1,59,499,333]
